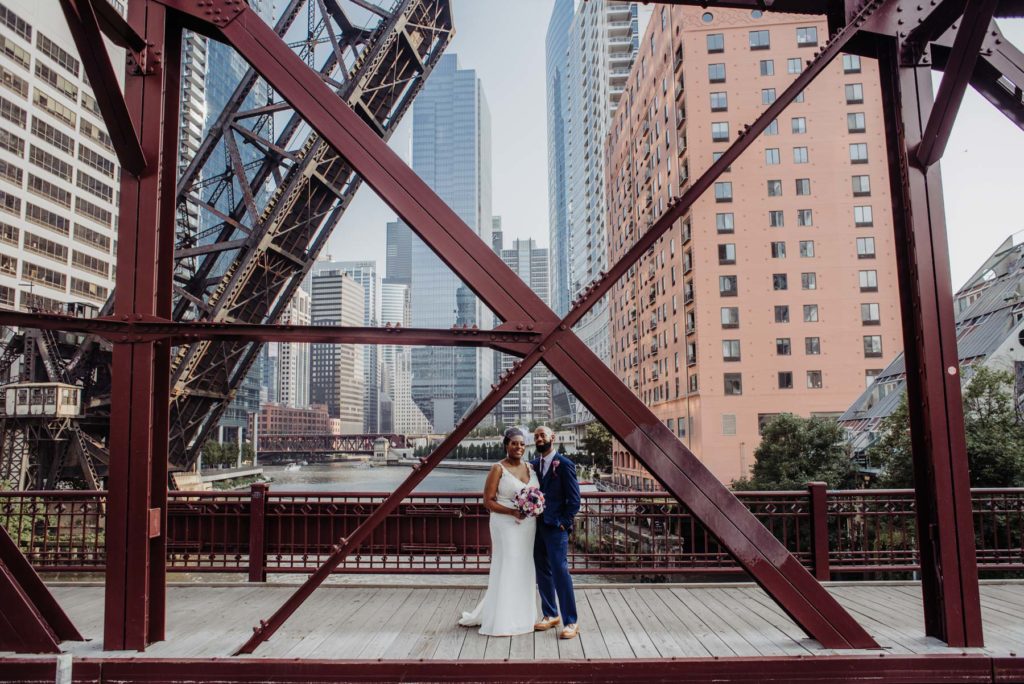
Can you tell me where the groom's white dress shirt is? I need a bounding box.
[540,452,555,477]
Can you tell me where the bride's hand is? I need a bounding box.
[513,510,526,522]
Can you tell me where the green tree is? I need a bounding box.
[732,414,859,491]
[580,423,612,472]
[869,366,1024,487]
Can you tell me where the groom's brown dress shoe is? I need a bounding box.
[534,616,560,631]
[559,624,579,640]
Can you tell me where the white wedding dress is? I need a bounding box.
[458,463,540,636]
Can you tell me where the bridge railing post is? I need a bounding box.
[248,482,268,582]
[808,482,830,581]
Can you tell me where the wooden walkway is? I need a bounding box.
[16,581,1022,661]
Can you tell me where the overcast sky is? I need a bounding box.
[325,2,1024,292]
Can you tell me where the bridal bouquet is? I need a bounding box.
[514,486,545,519]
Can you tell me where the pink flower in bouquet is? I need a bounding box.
[513,486,545,519]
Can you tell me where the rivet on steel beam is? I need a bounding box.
[947,366,957,375]
[560,324,567,330]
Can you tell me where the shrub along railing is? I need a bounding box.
[0,484,1020,578]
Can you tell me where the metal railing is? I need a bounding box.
[0,485,1020,578]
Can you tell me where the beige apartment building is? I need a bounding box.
[606,6,903,486]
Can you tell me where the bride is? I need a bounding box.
[458,427,540,636]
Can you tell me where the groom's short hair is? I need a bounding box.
[535,426,554,440]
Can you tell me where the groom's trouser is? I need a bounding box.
[534,522,577,625]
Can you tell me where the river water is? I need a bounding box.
[260,462,488,493]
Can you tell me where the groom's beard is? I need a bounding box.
[535,442,552,455]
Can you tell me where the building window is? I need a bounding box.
[799,240,815,258]
[793,146,809,163]
[0,94,27,127]
[765,147,781,165]
[708,63,726,83]
[803,304,819,322]
[759,58,775,75]
[797,209,813,226]
[847,112,867,133]
[762,88,776,105]
[724,374,743,396]
[795,178,811,195]
[773,273,788,290]
[861,302,881,325]
[711,152,731,172]
[797,26,818,47]
[710,91,728,111]
[721,307,739,328]
[807,370,823,388]
[716,212,735,233]
[689,374,698,392]
[0,128,24,156]
[749,30,770,49]
[857,236,876,258]
[711,121,729,142]
[790,116,807,134]
[843,54,862,73]
[765,119,779,135]
[859,269,878,291]
[852,175,871,196]
[863,335,883,357]
[775,305,790,323]
[31,116,73,154]
[722,339,741,362]
[0,158,22,186]
[707,33,725,53]
[778,371,794,389]
[795,89,806,103]
[2,65,30,98]
[769,210,785,227]
[771,241,787,258]
[767,179,783,196]
[854,205,874,227]
[865,368,882,387]
[37,33,80,77]
[714,181,733,202]
[801,272,817,290]
[787,57,802,74]
[776,338,791,355]
[845,83,865,104]
[718,243,736,265]
[0,4,32,41]
[719,275,738,296]
[805,337,821,355]
[850,143,869,163]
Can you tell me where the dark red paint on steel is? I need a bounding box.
[0,654,1020,684]
[878,40,985,647]
[25,0,1009,657]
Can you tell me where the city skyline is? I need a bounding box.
[330,3,1024,298]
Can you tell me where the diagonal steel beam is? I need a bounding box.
[156,0,879,651]
[57,0,147,175]
[915,0,1000,167]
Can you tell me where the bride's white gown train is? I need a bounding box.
[458,464,540,636]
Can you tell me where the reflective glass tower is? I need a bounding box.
[409,54,493,433]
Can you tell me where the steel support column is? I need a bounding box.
[878,40,984,647]
[103,0,178,650]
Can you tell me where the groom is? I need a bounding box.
[531,426,580,640]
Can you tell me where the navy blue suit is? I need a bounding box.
[531,452,580,625]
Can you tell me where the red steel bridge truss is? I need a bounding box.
[0,0,1022,670]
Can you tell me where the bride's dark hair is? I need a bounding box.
[502,427,525,448]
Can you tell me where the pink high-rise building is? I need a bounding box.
[606,6,903,486]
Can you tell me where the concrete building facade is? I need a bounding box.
[380,278,432,435]
[0,0,122,315]
[310,270,364,433]
[606,7,902,486]
[277,286,311,409]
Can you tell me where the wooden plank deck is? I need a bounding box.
[6,581,1022,661]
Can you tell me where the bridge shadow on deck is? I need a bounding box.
[2,581,1022,682]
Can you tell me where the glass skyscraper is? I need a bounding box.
[546,0,644,426]
[408,53,493,433]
